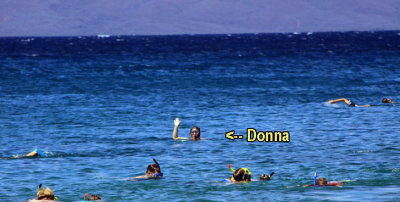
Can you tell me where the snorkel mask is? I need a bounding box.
[153,158,163,177]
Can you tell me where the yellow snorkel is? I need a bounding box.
[228,164,235,172]
[228,164,252,174]
[228,164,236,181]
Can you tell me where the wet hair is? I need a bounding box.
[316,177,327,185]
[233,168,251,182]
[146,163,161,174]
[348,102,356,107]
[190,126,201,139]
[88,194,102,201]
[259,174,270,181]
[37,187,55,200]
[382,98,391,103]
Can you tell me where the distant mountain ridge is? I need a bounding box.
[1,0,400,37]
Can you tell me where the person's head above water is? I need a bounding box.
[382,98,392,103]
[145,159,163,177]
[172,118,202,140]
[228,164,251,182]
[146,163,161,176]
[232,168,252,182]
[37,186,55,200]
[87,194,102,201]
[260,172,274,181]
[190,126,200,140]
[316,177,328,186]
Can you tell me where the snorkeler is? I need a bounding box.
[299,177,345,187]
[298,172,345,187]
[328,98,370,107]
[130,158,163,180]
[231,167,252,182]
[28,184,58,201]
[172,117,201,140]
[260,172,275,181]
[83,193,103,201]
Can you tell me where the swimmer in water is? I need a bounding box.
[328,98,397,107]
[297,173,346,187]
[225,164,251,182]
[328,98,370,107]
[1,149,45,159]
[130,159,163,180]
[298,177,345,187]
[232,168,252,182]
[382,97,399,105]
[83,193,103,201]
[382,98,393,103]
[25,149,44,157]
[28,184,58,201]
[172,118,201,140]
[259,172,275,181]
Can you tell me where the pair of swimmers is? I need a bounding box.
[225,164,274,183]
[10,117,197,160]
[328,97,396,107]
[15,117,195,159]
[28,184,102,201]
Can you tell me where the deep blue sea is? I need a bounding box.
[1,31,400,201]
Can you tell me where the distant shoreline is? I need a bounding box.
[0,29,399,39]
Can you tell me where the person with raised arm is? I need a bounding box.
[172,118,201,140]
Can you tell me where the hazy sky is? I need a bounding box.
[1,0,400,37]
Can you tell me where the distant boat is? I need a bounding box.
[97,34,110,38]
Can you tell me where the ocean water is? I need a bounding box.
[0,31,400,201]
